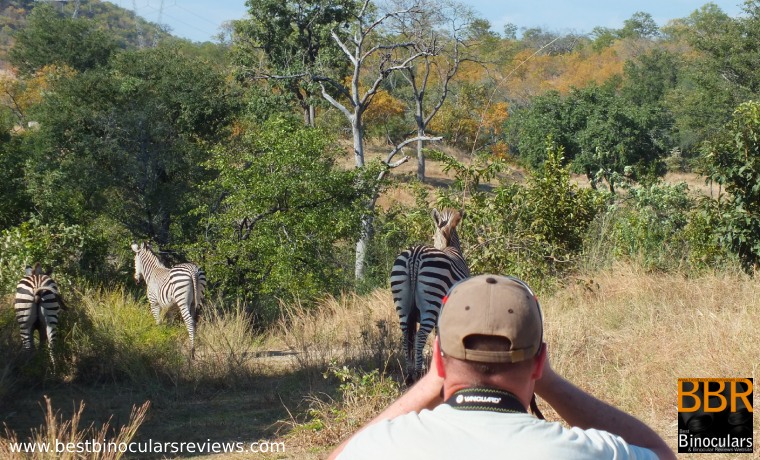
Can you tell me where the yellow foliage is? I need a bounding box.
[363,89,405,124]
[1,65,75,119]
[501,44,625,104]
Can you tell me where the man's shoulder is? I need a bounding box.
[338,409,659,460]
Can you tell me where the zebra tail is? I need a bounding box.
[191,270,202,320]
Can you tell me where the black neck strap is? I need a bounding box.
[445,387,528,414]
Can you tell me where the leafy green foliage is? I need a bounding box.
[8,4,118,76]
[0,217,108,295]
[232,0,356,123]
[23,43,234,244]
[445,144,604,287]
[0,111,31,229]
[507,82,671,191]
[198,117,370,313]
[700,100,760,271]
[609,182,695,270]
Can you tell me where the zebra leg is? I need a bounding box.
[391,252,417,383]
[413,320,436,382]
[150,302,161,324]
[15,293,38,353]
[39,310,57,369]
[179,301,196,359]
[401,309,419,385]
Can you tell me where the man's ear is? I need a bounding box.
[434,338,446,379]
[531,343,547,380]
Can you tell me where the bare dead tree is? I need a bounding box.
[310,0,447,279]
[392,0,475,181]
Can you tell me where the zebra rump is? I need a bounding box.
[390,209,469,383]
[14,263,66,364]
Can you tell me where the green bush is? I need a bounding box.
[196,117,370,318]
[582,181,732,273]
[0,217,109,296]
[700,100,760,271]
[459,145,605,287]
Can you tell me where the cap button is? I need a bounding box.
[485,277,497,284]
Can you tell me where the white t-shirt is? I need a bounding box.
[338,405,659,459]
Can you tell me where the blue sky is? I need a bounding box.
[109,1,745,43]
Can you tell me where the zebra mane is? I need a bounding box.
[141,244,168,269]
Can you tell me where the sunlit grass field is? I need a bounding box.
[0,262,756,459]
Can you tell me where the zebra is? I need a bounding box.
[130,242,206,359]
[14,263,67,366]
[390,208,470,383]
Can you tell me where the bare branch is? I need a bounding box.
[312,74,353,104]
[317,82,353,120]
[385,135,442,163]
[330,29,357,66]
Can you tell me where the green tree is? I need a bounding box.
[9,4,118,76]
[700,100,760,271]
[199,117,370,312]
[506,90,577,169]
[507,82,670,192]
[0,108,30,229]
[663,3,756,151]
[619,11,660,39]
[233,0,356,126]
[571,82,669,191]
[24,44,234,244]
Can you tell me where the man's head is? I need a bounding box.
[435,275,545,394]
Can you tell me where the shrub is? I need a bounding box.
[458,145,605,287]
[0,217,108,296]
[700,100,760,271]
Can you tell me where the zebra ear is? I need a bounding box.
[33,262,43,275]
[25,266,33,276]
[131,242,140,253]
[431,209,441,225]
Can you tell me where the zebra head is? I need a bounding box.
[131,241,150,284]
[432,208,464,250]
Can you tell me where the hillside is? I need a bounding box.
[0,0,170,70]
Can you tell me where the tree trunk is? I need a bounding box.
[416,130,425,182]
[351,112,369,280]
[415,98,425,182]
[355,215,372,280]
[352,114,365,168]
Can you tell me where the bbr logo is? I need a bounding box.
[678,378,753,413]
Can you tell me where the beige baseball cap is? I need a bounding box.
[438,274,543,363]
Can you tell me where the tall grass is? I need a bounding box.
[67,286,184,385]
[2,283,274,407]
[275,290,404,386]
[285,263,757,459]
[0,396,149,460]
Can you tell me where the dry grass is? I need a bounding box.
[273,290,404,385]
[544,263,758,459]
[4,265,756,459]
[276,262,758,459]
[0,396,149,460]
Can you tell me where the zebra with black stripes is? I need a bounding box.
[14,263,67,366]
[390,208,470,383]
[131,242,206,359]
